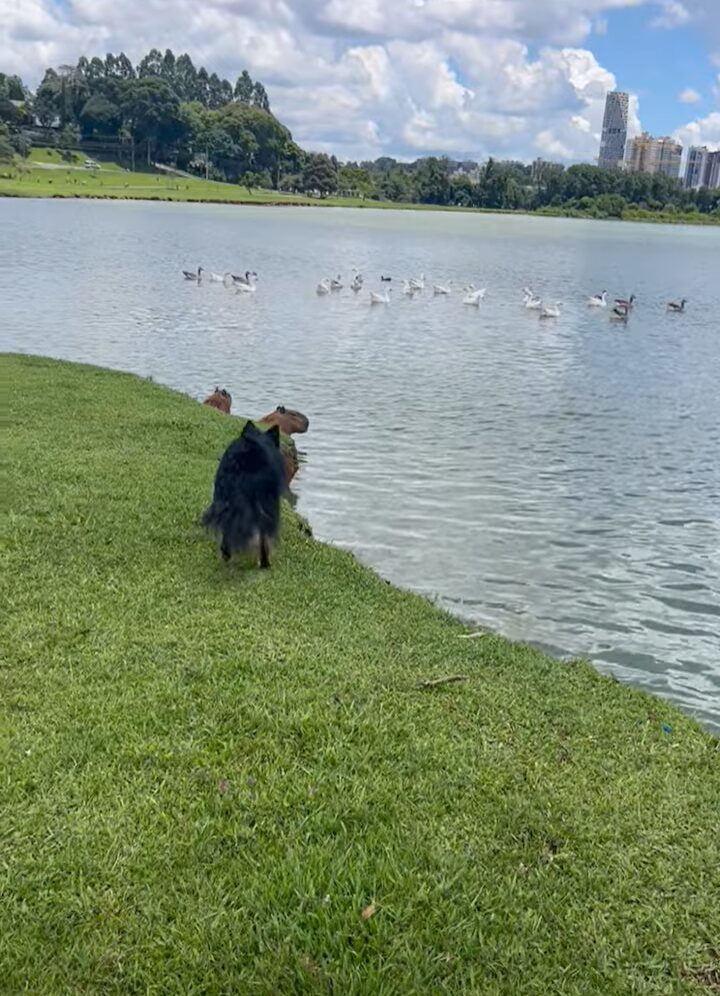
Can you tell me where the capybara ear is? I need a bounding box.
[276,405,286,413]
[265,423,281,447]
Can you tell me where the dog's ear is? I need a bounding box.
[265,423,281,447]
[241,420,255,437]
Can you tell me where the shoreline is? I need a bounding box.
[4,352,718,993]
[2,186,719,227]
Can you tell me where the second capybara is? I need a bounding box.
[259,405,309,436]
[203,387,232,414]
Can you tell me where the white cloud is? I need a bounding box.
[678,87,701,103]
[651,0,691,28]
[0,0,668,163]
[674,111,720,150]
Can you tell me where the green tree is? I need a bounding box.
[120,77,184,164]
[137,48,163,78]
[252,81,270,111]
[174,54,197,101]
[79,93,121,137]
[414,157,450,205]
[58,122,80,159]
[302,153,338,195]
[234,70,253,104]
[0,122,15,162]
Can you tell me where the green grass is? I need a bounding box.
[2,354,719,994]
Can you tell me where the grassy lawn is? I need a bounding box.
[2,354,719,994]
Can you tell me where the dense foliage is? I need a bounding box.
[2,53,719,218]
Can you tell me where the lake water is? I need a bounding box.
[1,199,718,732]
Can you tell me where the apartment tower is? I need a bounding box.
[598,91,629,169]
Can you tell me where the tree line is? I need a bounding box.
[2,56,719,219]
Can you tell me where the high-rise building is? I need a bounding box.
[598,91,629,169]
[685,146,709,189]
[704,151,720,189]
[626,132,682,178]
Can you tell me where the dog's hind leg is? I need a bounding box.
[258,534,271,569]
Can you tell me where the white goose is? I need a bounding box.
[402,280,417,296]
[209,271,230,283]
[524,294,543,310]
[350,277,363,292]
[463,288,486,307]
[330,274,343,291]
[409,273,425,291]
[370,288,392,305]
[316,279,331,295]
[236,274,257,294]
[433,282,452,295]
[588,290,608,307]
[539,301,562,319]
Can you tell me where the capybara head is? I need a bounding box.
[259,405,309,435]
[203,387,232,414]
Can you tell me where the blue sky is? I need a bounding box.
[1,0,719,163]
[592,6,717,136]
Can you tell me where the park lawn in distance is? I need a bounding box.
[2,353,719,994]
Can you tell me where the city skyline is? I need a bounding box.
[1,1,719,165]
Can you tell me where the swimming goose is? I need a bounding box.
[402,280,417,296]
[667,298,687,313]
[433,282,451,295]
[236,274,257,294]
[316,279,331,295]
[370,288,392,304]
[588,290,608,307]
[463,288,486,307]
[209,271,231,283]
[232,270,257,286]
[464,284,486,300]
[380,274,392,282]
[609,304,629,323]
[183,266,203,281]
[350,276,363,292]
[330,274,343,291]
[615,294,635,310]
[524,294,543,310]
[539,301,562,319]
[409,273,425,290]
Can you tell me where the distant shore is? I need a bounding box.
[2,154,718,226]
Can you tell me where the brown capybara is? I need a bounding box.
[259,405,309,436]
[203,387,232,414]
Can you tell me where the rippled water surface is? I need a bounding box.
[2,199,718,730]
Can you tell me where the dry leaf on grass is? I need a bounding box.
[361,901,377,921]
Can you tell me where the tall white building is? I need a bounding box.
[685,146,709,189]
[598,91,629,170]
[685,146,720,189]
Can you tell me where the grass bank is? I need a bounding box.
[2,354,719,994]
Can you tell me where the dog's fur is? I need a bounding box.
[203,387,232,414]
[259,405,309,436]
[202,421,286,567]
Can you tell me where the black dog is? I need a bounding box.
[202,421,286,568]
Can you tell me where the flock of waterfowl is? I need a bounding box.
[182,265,688,321]
[182,266,258,293]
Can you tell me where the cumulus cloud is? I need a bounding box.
[674,111,720,150]
[678,87,701,103]
[651,0,691,28]
[0,0,669,162]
